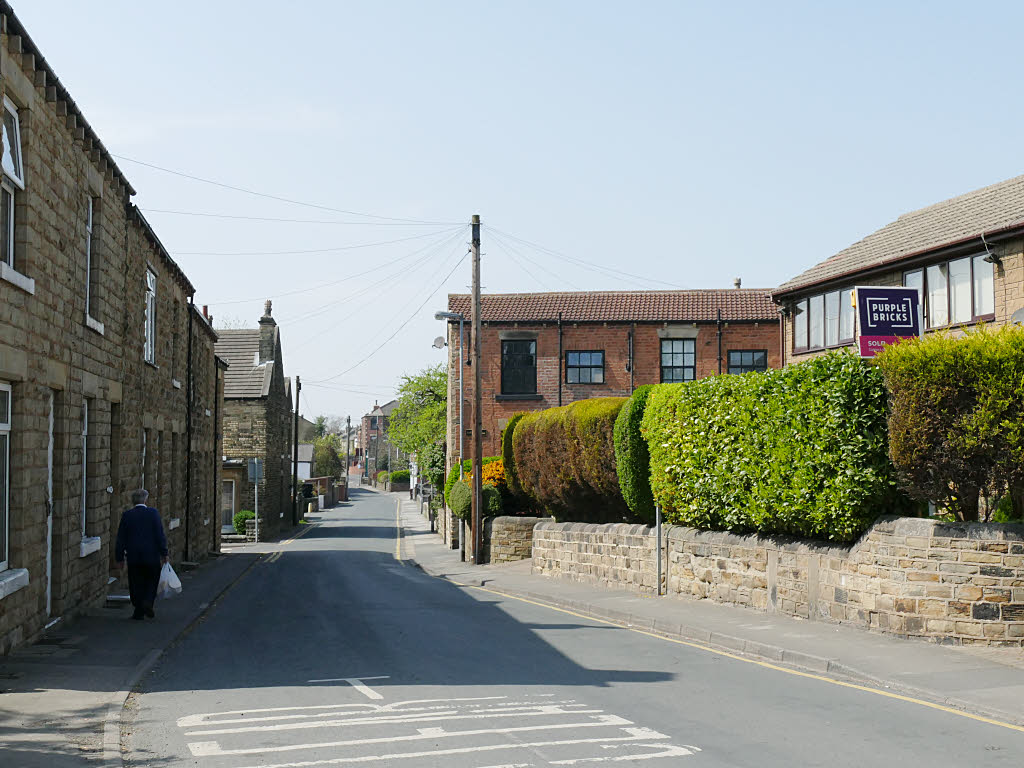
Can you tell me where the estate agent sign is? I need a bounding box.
[856,286,922,358]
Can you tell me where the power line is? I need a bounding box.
[488,224,685,289]
[166,225,463,257]
[114,153,461,225]
[311,247,471,383]
[140,208,457,227]
[488,229,580,291]
[207,226,466,305]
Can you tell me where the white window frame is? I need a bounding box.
[0,382,10,572]
[1,97,24,272]
[80,399,88,537]
[144,268,157,364]
[904,254,995,330]
[793,288,856,352]
[85,198,95,320]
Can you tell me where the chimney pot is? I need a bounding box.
[202,304,209,318]
[734,277,742,289]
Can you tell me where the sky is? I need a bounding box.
[15,1,1024,422]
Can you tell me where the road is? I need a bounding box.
[127,486,1024,767]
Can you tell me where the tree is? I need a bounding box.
[313,415,328,438]
[388,364,447,483]
[312,435,343,478]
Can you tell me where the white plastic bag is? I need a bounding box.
[157,562,182,599]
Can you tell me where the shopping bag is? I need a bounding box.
[157,562,182,599]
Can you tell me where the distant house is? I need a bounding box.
[359,399,398,477]
[774,174,1024,361]
[296,443,314,481]
[214,301,294,536]
[442,288,780,459]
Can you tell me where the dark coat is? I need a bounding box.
[115,505,168,565]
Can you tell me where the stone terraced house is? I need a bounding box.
[0,5,225,654]
[774,173,1024,361]
[215,302,294,539]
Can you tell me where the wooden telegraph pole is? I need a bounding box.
[471,214,483,564]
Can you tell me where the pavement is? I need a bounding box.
[0,517,319,767]
[396,494,1024,729]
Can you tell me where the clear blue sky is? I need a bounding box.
[17,1,1024,422]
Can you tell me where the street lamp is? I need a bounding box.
[434,310,466,559]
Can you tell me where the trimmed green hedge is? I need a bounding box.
[444,456,500,508]
[513,397,629,522]
[376,470,388,482]
[233,509,254,535]
[642,351,906,542]
[389,469,410,483]
[613,385,655,524]
[875,326,1024,521]
[501,413,527,497]
[449,480,502,520]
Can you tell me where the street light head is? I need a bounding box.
[434,310,466,322]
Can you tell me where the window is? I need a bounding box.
[1,98,24,270]
[0,383,9,571]
[144,269,157,363]
[728,350,768,374]
[793,288,855,351]
[85,197,100,323]
[566,350,604,384]
[660,338,695,382]
[904,254,994,329]
[80,399,89,536]
[501,339,537,395]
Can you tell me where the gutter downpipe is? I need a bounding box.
[185,295,194,562]
[628,327,634,393]
[716,309,723,375]
[557,312,563,406]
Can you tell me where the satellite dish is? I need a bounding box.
[432,336,447,349]
[1012,308,1024,326]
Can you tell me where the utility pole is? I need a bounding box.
[471,214,483,564]
[292,375,300,526]
[345,415,351,483]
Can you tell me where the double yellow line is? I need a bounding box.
[263,520,320,565]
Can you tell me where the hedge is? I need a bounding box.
[512,397,629,522]
[232,509,254,535]
[875,326,1024,521]
[376,470,388,482]
[501,413,527,496]
[449,480,502,520]
[642,351,906,542]
[444,456,501,508]
[613,385,656,524]
[389,469,410,483]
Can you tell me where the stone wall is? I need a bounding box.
[484,516,546,563]
[533,516,1024,646]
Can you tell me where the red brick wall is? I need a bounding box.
[447,320,779,459]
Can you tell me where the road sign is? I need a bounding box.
[856,286,922,358]
[247,458,263,482]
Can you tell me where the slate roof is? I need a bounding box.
[447,290,777,324]
[775,174,1024,296]
[214,330,274,399]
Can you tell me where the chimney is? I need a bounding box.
[202,304,209,319]
[733,277,742,289]
[258,299,277,363]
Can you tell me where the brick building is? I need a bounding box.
[0,6,224,654]
[774,174,1024,361]
[215,301,294,537]
[442,289,780,459]
[358,399,397,477]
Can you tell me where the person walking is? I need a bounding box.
[115,488,169,620]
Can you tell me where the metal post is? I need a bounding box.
[656,504,662,596]
[292,375,300,525]
[470,214,483,564]
[345,415,351,491]
[458,317,465,561]
[254,461,260,543]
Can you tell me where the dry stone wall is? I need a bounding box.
[533,516,1024,646]
[484,516,546,563]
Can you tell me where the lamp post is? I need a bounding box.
[434,310,466,559]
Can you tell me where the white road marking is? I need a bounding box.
[550,742,701,763]
[227,728,674,768]
[306,676,390,699]
[185,704,601,736]
[187,714,634,757]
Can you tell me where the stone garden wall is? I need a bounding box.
[533,516,1024,646]
[484,516,547,563]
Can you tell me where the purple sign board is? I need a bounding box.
[856,286,921,358]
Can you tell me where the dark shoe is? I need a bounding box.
[131,612,144,620]
[144,606,155,619]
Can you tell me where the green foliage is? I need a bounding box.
[501,413,527,496]
[312,435,342,478]
[643,351,905,542]
[389,469,410,483]
[444,456,500,508]
[875,326,1024,521]
[613,385,656,524]
[232,509,254,535]
[313,415,328,438]
[513,397,629,522]
[377,470,388,482]
[388,364,447,457]
[449,479,502,520]
[419,441,447,489]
